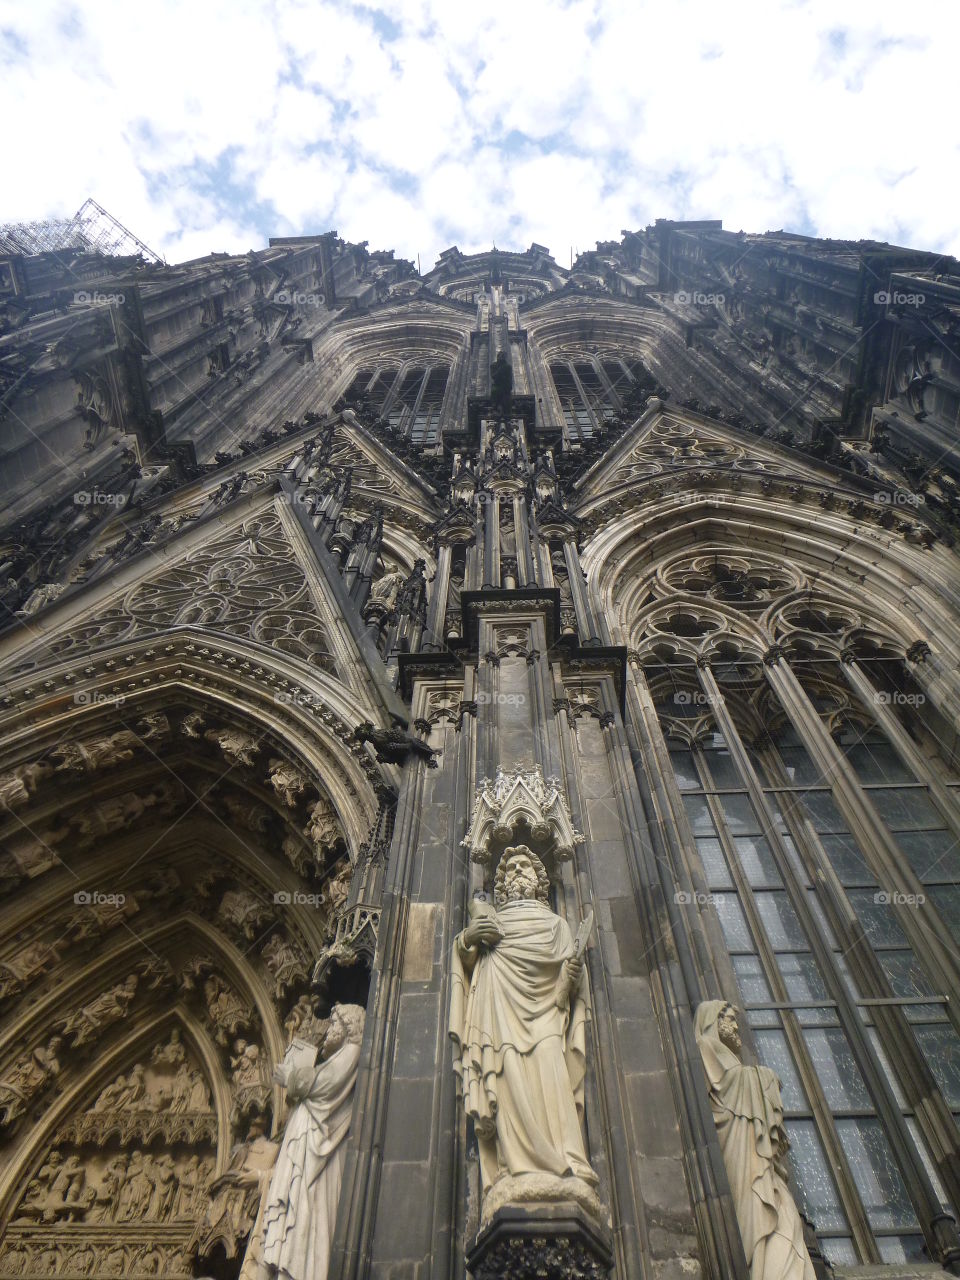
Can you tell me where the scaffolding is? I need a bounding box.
[0,198,164,263]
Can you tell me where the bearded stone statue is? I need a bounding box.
[449,844,602,1224]
[258,1002,365,1280]
[695,1000,815,1280]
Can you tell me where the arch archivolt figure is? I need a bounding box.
[0,650,385,1278]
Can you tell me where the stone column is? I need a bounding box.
[563,538,600,645]
[424,544,452,652]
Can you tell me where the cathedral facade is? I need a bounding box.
[0,220,960,1280]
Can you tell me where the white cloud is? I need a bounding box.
[1,0,958,268]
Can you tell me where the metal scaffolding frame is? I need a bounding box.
[0,198,164,263]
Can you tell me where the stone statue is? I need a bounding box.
[0,1036,63,1129]
[205,727,260,769]
[151,1028,187,1067]
[694,1001,815,1280]
[258,1002,366,1280]
[230,1039,272,1121]
[268,758,310,808]
[203,973,252,1045]
[55,973,138,1047]
[448,845,601,1223]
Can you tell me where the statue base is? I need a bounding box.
[467,1202,613,1280]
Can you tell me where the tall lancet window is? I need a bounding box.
[658,670,960,1269]
[550,355,655,444]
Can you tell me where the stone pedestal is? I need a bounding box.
[466,1203,613,1280]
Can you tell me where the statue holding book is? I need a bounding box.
[449,844,603,1223]
[257,1002,365,1280]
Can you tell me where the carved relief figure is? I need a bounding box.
[205,727,260,769]
[304,796,343,853]
[203,974,251,1045]
[0,1036,63,1129]
[218,889,273,940]
[448,845,601,1222]
[52,730,139,773]
[0,760,52,809]
[151,1027,187,1067]
[262,935,309,1000]
[0,938,61,1000]
[55,973,138,1047]
[258,1002,366,1280]
[324,858,352,914]
[231,1040,272,1121]
[695,1001,815,1280]
[169,1061,212,1113]
[268,758,310,808]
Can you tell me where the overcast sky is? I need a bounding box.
[1,0,957,269]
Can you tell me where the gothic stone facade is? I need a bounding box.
[0,223,960,1279]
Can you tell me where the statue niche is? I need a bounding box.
[695,1001,815,1280]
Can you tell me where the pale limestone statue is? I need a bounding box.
[695,1001,815,1280]
[449,845,601,1223]
[258,1002,365,1280]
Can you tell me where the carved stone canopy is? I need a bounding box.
[461,766,584,871]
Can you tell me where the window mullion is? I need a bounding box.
[697,764,878,1262]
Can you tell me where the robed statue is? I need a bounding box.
[449,845,602,1222]
[695,1001,815,1280]
[258,1002,365,1280]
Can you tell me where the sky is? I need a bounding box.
[1,0,958,270]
